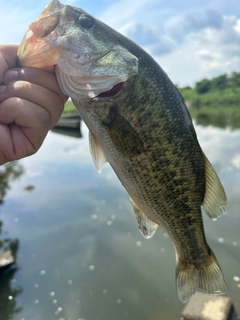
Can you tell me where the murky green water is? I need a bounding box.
[0,119,239,320]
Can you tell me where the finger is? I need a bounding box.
[0,81,64,128]
[0,123,18,164]
[0,97,50,131]
[0,85,6,95]
[3,67,68,104]
[0,44,19,81]
[0,123,41,164]
[0,97,50,158]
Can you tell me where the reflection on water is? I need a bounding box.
[0,117,239,319]
[51,125,82,138]
[0,162,24,204]
[190,105,240,129]
[0,162,24,319]
[0,241,22,320]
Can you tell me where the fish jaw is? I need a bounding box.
[17,0,65,67]
[17,29,59,68]
[17,0,139,100]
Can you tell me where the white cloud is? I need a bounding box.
[154,14,240,86]
[98,2,240,85]
[195,123,240,170]
[165,8,223,41]
[1,0,240,85]
[231,154,240,169]
[233,19,240,34]
[197,49,220,61]
[124,23,176,55]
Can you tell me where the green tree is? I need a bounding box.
[211,74,228,90]
[195,79,211,94]
[230,72,240,87]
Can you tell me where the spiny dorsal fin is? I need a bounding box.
[130,198,158,239]
[202,155,227,220]
[89,131,106,174]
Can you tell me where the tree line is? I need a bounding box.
[195,72,240,94]
[179,71,240,108]
[178,72,240,129]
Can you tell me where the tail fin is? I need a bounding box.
[176,248,227,303]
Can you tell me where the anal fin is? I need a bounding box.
[89,131,106,173]
[202,155,227,220]
[130,198,158,239]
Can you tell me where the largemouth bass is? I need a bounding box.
[18,0,227,302]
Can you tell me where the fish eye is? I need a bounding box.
[79,15,95,29]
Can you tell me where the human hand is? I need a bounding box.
[0,44,68,165]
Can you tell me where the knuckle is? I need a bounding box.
[13,80,31,91]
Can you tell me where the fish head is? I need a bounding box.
[18,0,139,101]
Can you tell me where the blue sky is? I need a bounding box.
[0,0,240,86]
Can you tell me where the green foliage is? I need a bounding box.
[179,71,240,129]
[211,74,228,91]
[185,72,240,96]
[196,79,211,94]
[230,72,240,87]
[179,72,240,107]
[179,87,196,99]
[63,100,78,115]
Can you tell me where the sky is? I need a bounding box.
[0,0,240,86]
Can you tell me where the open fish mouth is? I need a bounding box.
[55,45,138,101]
[17,0,139,100]
[97,82,124,98]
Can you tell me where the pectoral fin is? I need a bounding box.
[89,131,106,173]
[202,155,227,220]
[102,107,144,158]
[130,198,158,239]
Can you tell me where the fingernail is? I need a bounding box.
[3,69,19,84]
[0,85,7,95]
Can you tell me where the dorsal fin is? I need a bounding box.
[202,155,227,220]
[89,131,106,173]
[130,198,158,239]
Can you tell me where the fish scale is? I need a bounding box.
[18,0,227,303]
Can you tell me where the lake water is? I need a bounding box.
[0,120,240,320]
